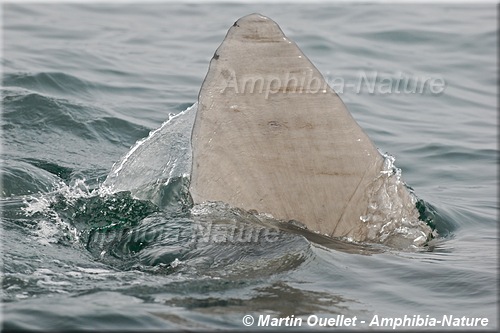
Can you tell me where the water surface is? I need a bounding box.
[2,3,497,331]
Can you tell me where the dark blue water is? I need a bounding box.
[2,3,497,331]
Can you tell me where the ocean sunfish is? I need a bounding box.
[190,13,433,246]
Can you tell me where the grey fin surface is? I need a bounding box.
[190,13,422,242]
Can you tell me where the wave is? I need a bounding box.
[9,103,453,283]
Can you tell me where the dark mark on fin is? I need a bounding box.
[213,53,219,60]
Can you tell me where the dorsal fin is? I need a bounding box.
[190,13,386,240]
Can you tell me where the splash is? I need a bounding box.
[101,103,197,208]
[21,175,159,256]
[360,153,437,248]
[21,179,95,245]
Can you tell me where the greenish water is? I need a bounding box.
[1,3,497,331]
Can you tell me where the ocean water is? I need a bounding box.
[1,3,497,331]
